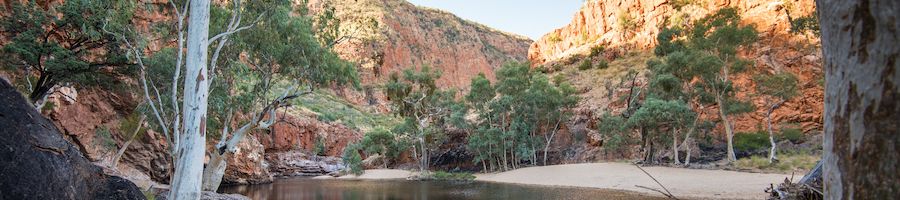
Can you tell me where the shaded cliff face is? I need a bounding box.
[308,0,532,97]
[529,0,817,64]
[0,80,145,200]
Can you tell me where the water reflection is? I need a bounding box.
[220,178,663,200]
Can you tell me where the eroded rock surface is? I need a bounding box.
[0,80,145,200]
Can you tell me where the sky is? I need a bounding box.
[405,0,584,40]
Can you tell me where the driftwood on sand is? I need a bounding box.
[766,161,823,200]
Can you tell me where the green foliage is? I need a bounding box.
[628,98,695,129]
[596,59,610,70]
[313,135,326,156]
[296,91,399,131]
[734,131,769,152]
[383,66,460,170]
[789,11,820,36]
[589,45,605,58]
[780,127,804,143]
[642,8,758,159]
[1,0,137,101]
[429,171,475,181]
[578,59,593,71]
[754,72,799,100]
[464,62,578,170]
[342,144,364,175]
[94,126,117,150]
[597,113,629,151]
[358,128,401,159]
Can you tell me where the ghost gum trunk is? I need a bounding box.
[817,0,899,199]
[169,0,211,199]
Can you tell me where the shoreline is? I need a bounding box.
[278,163,790,199]
[474,163,790,200]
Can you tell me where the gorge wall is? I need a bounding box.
[533,0,824,135]
[306,0,533,105]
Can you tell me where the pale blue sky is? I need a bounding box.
[406,0,583,40]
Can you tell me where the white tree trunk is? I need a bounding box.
[717,95,737,162]
[169,0,211,199]
[818,0,899,199]
[766,100,784,164]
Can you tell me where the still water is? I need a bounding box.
[220,178,663,200]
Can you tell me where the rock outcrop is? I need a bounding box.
[0,80,145,200]
[220,135,273,185]
[259,113,362,157]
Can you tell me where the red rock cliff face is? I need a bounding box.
[534,0,824,154]
[307,0,532,104]
[529,0,817,64]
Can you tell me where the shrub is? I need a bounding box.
[578,59,593,70]
[596,59,609,69]
[342,144,364,175]
[779,127,804,143]
[734,131,770,152]
[430,171,475,181]
[313,135,326,156]
[589,45,605,58]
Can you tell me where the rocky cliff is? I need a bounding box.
[0,80,145,200]
[532,0,823,134]
[529,0,817,64]
[530,0,825,164]
[307,0,533,105]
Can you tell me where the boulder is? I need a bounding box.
[0,80,145,199]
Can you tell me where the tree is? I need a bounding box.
[753,72,798,163]
[107,0,355,194]
[199,0,357,191]
[384,66,454,171]
[627,98,695,164]
[462,62,576,171]
[652,8,757,162]
[817,0,899,198]
[1,0,135,108]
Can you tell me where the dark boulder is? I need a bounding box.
[0,80,145,200]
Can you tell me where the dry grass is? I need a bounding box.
[551,51,653,111]
[735,153,819,174]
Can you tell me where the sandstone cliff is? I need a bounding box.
[307,0,533,105]
[532,0,823,134]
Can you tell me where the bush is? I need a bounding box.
[342,144,364,175]
[589,45,605,58]
[596,59,609,69]
[779,127,805,143]
[430,171,475,181]
[734,131,770,152]
[578,59,593,70]
[313,135,326,156]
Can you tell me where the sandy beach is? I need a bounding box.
[475,163,791,199]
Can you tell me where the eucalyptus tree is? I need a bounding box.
[384,66,454,171]
[108,0,356,196]
[463,63,576,171]
[200,0,357,190]
[627,98,695,164]
[652,8,757,162]
[818,0,900,197]
[753,72,798,163]
[1,0,135,108]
